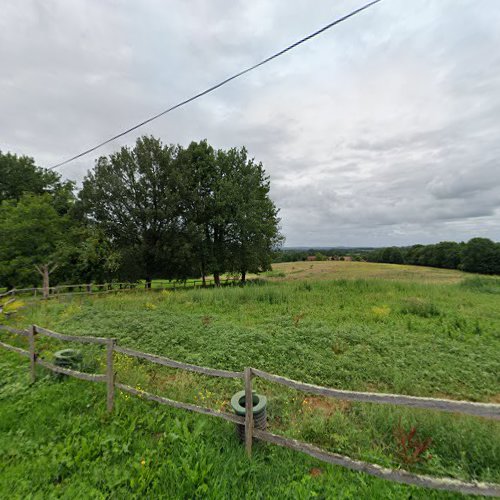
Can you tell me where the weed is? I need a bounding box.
[332,341,346,355]
[393,418,432,466]
[401,298,440,318]
[297,282,312,292]
[371,305,391,320]
[292,312,305,327]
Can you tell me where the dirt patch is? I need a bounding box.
[149,372,177,386]
[309,467,323,477]
[488,394,500,403]
[432,391,462,401]
[302,396,351,415]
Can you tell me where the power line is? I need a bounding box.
[49,0,382,170]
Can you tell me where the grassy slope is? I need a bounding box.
[270,261,468,284]
[1,262,499,498]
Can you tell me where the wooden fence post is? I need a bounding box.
[244,367,254,458]
[106,339,116,412]
[29,325,36,384]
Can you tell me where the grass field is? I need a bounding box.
[1,262,499,498]
[268,261,470,284]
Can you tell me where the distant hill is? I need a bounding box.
[282,246,377,251]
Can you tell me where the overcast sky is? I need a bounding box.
[1,0,500,247]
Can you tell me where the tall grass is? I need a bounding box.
[1,274,499,497]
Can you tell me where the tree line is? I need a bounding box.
[0,137,283,292]
[273,248,371,263]
[366,239,500,275]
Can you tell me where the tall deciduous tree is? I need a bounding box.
[79,136,186,286]
[0,151,75,213]
[0,194,70,294]
[177,140,218,286]
[180,142,282,285]
[222,147,283,282]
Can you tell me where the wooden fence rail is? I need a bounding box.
[251,368,500,420]
[0,277,242,302]
[0,324,499,497]
[114,345,243,379]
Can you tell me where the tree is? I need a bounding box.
[177,140,218,286]
[429,241,462,269]
[222,147,283,282]
[461,238,500,275]
[0,195,70,294]
[0,151,74,213]
[62,227,121,285]
[381,247,404,264]
[179,142,282,285]
[314,252,327,262]
[405,245,425,266]
[78,136,186,286]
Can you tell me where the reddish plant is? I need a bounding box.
[393,418,432,465]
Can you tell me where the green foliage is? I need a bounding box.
[178,141,282,283]
[62,227,122,284]
[381,247,404,264]
[274,248,373,263]
[314,252,327,261]
[0,151,74,212]
[79,137,282,285]
[368,238,500,276]
[461,238,500,275]
[0,194,71,288]
[400,298,440,318]
[0,151,118,289]
[79,136,188,284]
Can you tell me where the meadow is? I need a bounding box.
[1,262,499,498]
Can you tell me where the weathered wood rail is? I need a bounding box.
[0,277,241,303]
[251,368,500,420]
[0,323,499,497]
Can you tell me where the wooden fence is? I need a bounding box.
[0,277,242,303]
[0,324,499,497]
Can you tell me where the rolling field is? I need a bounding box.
[269,260,470,284]
[1,262,499,498]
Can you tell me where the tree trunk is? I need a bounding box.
[214,272,221,287]
[199,257,207,287]
[35,262,58,299]
[145,278,152,289]
[41,265,50,299]
[241,271,246,284]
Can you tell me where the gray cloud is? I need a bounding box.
[1,0,500,246]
